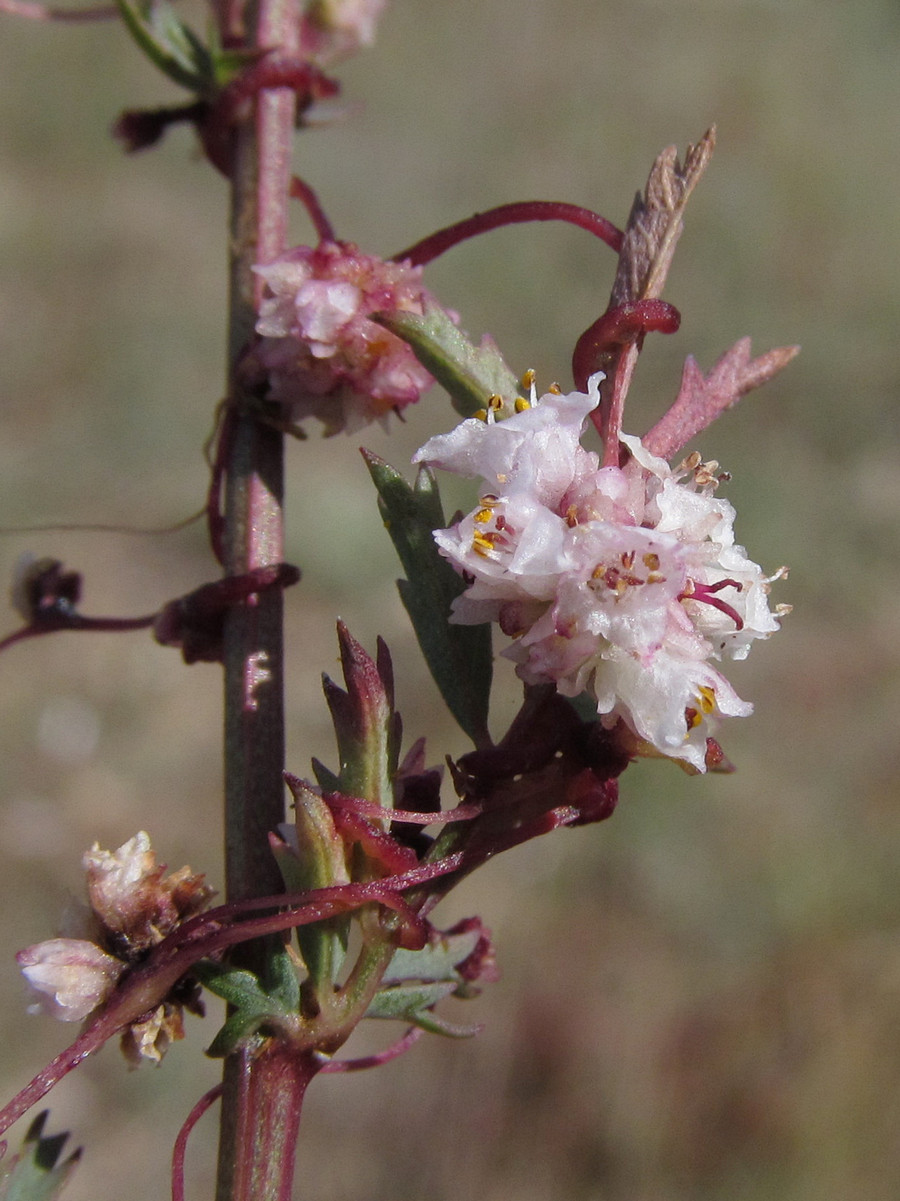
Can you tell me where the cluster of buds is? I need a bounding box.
[251,241,437,434]
[17,833,214,1064]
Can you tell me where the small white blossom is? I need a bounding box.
[17,938,124,1022]
[414,375,785,770]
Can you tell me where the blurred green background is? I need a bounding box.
[1,0,899,1198]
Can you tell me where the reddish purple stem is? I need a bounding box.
[572,298,681,393]
[289,176,336,244]
[323,791,480,827]
[319,1026,423,1073]
[173,1084,224,1201]
[392,201,623,267]
[0,613,155,654]
[201,57,340,176]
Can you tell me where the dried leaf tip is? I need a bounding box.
[611,126,717,308]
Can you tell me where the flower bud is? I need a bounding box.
[17,938,124,1022]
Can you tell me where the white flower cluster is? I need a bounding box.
[414,376,785,770]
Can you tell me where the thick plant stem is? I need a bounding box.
[216,0,303,1196]
[216,1044,322,1201]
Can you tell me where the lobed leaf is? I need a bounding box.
[364,453,492,745]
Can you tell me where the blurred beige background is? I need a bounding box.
[1,0,899,1198]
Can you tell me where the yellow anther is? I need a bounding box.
[548,382,562,394]
[474,507,494,525]
[514,396,531,412]
[521,368,536,388]
[642,552,660,571]
[473,409,488,422]
[696,685,716,714]
[487,394,503,411]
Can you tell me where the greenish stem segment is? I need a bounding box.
[216,0,303,1195]
[216,1043,322,1201]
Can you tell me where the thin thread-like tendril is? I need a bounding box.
[172,1084,223,1201]
[319,1026,422,1072]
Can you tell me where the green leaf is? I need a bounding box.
[193,955,300,1056]
[382,927,481,985]
[310,759,340,793]
[279,777,350,991]
[114,0,216,94]
[0,1112,80,1201]
[365,981,457,1019]
[192,962,279,1010]
[374,300,521,419]
[365,982,481,1038]
[320,624,400,816]
[259,942,303,1013]
[401,1009,483,1038]
[205,1013,271,1059]
[364,454,492,745]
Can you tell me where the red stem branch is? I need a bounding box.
[393,200,623,267]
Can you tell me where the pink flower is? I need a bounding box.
[254,241,435,434]
[414,375,787,771]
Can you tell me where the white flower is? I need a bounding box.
[17,938,124,1022]
[414,375,785,771]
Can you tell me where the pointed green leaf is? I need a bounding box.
[192,959,297,1018]
[0,1113,80,1201]
[365,981,457,1020]
[364,982,482,1038]
[280,777,350,991]
[259,942,302,1013]
[311,758,340,793]
[320,625,398,814]
[114,0,215,94]
[365,453,491,744]
[402,1010,483,1038]
[194,958,300,1057]
[205,1012,271,1059]
[374,300,521,419]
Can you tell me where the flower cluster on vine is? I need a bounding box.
[415,376,787,771]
